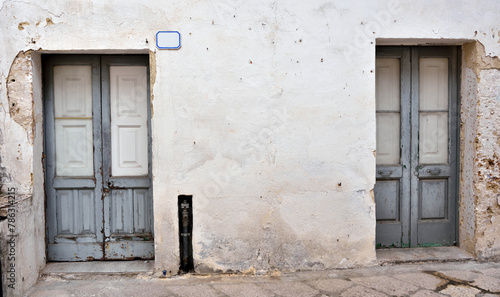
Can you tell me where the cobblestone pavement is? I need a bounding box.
[28,261,500,297]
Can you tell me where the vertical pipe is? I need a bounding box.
[178,195,193,273]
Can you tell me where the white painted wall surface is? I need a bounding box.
[0,0,500,294]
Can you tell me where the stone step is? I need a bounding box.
[377,246,474,265]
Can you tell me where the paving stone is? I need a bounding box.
[437,270,482,282]
[471,274,500,292]
[307,278,353,293]
[440,285,481,297]
[29,289,72,297]
[340,285,387,297]
[25,262,500,297]
[261,281,319,297]
[351,275,419,296]
[213,283,275,297]
[167,284,225,297]
[394,273,443,290]
[410,290,448,297]
[480,268,500,278]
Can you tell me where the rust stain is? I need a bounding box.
[45,18,54,26]
[18,21,29,30]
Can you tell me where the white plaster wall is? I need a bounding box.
[0,0,499,290]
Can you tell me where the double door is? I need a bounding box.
[375,47,458,247]
[44,55,154,261]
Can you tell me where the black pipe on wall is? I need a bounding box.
[178,195,194,273]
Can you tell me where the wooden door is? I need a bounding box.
[44,55,154,261]
[410,47,458,246]
[375,47,411,247]
[101,56,154,259]
[375,46,458,248]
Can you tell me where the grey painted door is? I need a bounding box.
[44,55,154,261]
[375,47,458,248]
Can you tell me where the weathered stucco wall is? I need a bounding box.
[0,50,45,297]
[0,0,499,294]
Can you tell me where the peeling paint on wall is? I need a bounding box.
[6,51,34,145]
[463,42,500,79]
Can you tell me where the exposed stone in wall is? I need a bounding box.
[459,66,478,255]
[475,68,500,260]
[6,51,34,145]
[463,41,500,260]
[149,50,156,117]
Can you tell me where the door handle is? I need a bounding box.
[377,170,393,177]
[426,168,442,175]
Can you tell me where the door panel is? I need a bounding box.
[419,58,448,110]
[44,55,153,261]
[376,46,458,248]
[110,66,149,177]
[419,112,449,164]
[53,65,94,177]
[376,58,401,166]
[376,58,401,111]
[374,181,400,221]
[55,120,94,176]
[419,180,447,220]
[55,189,96,237]
[376,113,400,165]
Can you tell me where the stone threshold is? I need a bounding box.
[377,246,474,264]
[41,260,155,278]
